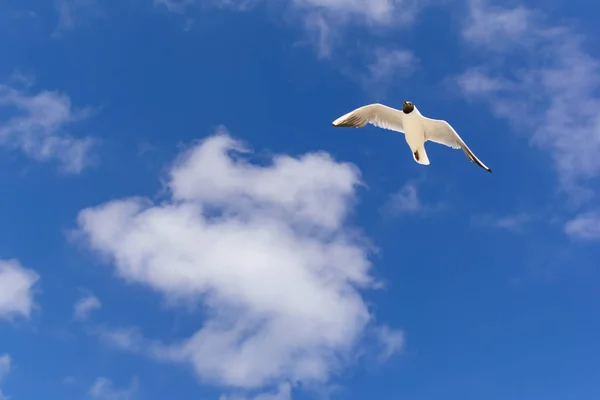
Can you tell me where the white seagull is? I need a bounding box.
[332,101,492,173]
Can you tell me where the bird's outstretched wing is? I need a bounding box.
[421,117,492,173]
[332,103,405,134]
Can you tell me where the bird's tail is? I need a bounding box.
[412,147,430,166]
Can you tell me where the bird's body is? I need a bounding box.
[400,105,429,165]
[331,101,491,172]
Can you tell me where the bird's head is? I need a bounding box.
[403,100,415,114]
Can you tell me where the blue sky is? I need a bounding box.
[1,0,600,399]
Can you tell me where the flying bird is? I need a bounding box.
[332,101,492,172]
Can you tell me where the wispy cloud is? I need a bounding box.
[210,0,420,25]
[76,129,401,397]
[0,260,39,320]
[293,0,416,24]
[53,0,102,36]
[302,12,336,59]
[89,377,138,400]
[473,212,533,232]
[0,81,97,173]
[359,47,419,97]
[458,0,600,200]
[94,327,152,355]
[154,0,196,13]
[286,0,421,54]
[373,325,404,362]
[0,355,10,400]
[73,293,101,320]
[388,183,423,214]
[335,45,418,97]
[220,383,292,400]
[158,0,421,57]
[462,0,532,49]
[383,182,442,216]
[565,211,600,241]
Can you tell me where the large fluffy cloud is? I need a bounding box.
[76,130,401,395]
[0,259,39,320]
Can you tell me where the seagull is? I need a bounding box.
[332,101,492,172]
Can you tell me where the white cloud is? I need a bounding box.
[359,47,418,96]
[53,0,102,35]
[298,0,420,56]
[154,0,196,13]
[0,354,10,400]
[6,71,35,89]
[157,0,421,57]
[462,0,533,49]
[383,182,441,216]
[456,69,514,96]
[220,383,292,400]
[76,130,401,394]
[0,355,9,378]
[0,82,96,173]
[209,0,419,25]
[74,293,101,320]
[290,0,417,25]
[458,0,600,197]
[95,327,147,353]
[373,325,404,361]
[473,213,532,232]
[0,259,39,320]
[565,211,600,241]
[387,183,423,214]
[302,12,336,59]
[89,377,138,400]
